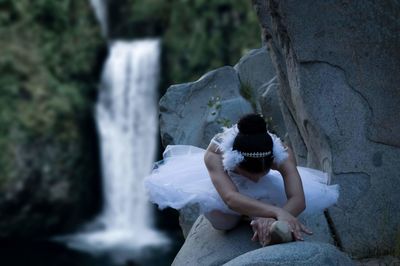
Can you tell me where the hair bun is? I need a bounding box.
[237,113,267,135]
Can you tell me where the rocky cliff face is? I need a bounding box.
[158,46,354,264]
[159,48,281,237]
[159,0,400,262]
[154,0,400,263]
[253,0,400,258]
[0,1,104,238]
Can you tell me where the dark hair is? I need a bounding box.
[233,114,274,173]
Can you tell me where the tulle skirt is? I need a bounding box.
[144,145,339,215]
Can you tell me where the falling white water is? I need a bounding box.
[89,0,108,37]
[60,39,167,253]
[97,39,161,233]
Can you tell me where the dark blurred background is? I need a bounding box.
[0,0,261,265]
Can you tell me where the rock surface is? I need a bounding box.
[258,77,288,142]
[173,215,348,266]
[178,203,201,238]
[234,48,288,140]
[234,48,276,112]
[159,66,254,234]
[224,241,355,266]
[159,66,253,149]
[158,18,362,263]
[234,48,275,93]
[355,256,400,266]
[172,216,259,266]
[159,45,336,259]
[298,212,334,245]
[253,0,400,257]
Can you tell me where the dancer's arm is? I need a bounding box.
[204,143,282,219]
[272,146,306,217]
[204,143,311,240]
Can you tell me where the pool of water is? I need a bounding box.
[0,230,183,266]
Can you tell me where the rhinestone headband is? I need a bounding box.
[218,125,289,171]
[240,151,271,158]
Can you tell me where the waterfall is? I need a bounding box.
[96,40,160,234]
[54,1,169,258]
[59,40,167,253]
[89,0,108,37]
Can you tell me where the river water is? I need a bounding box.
[0,230,183,266]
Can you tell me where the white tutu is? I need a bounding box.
[144,145,339,215]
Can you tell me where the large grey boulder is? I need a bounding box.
[178,203,200,238]
[159,66,254,235]
[224,242,355,266]
[172,216,259,266]
[258,77,288,143]
[159,66,253,149]
[253,0,400,258]
[298,212,334,245]
[355,256,400,266]
[234,48,276,112]
[235,48,288,151]
[234,48,276,93]
[173,215,346,266]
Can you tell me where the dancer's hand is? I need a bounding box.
[276,209,312,241]
[250,217,276,246]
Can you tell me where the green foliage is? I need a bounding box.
[207,96,222,115]
[0,0,258,234]
[206,95,232,128]
[108,0,260,84]
[0,0,102,188]
[216,118,232,128]
[164,0,260,83]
